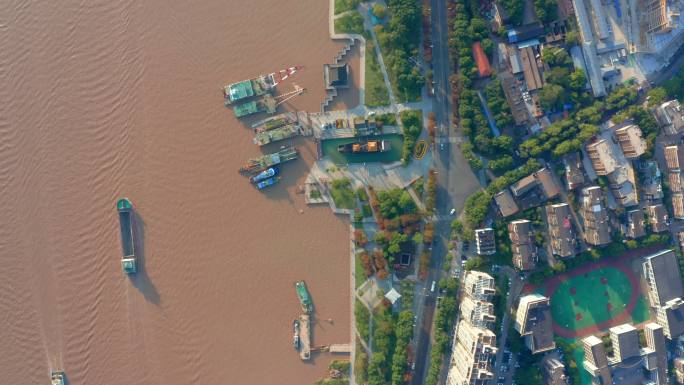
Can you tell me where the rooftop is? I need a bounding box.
[324,63,349,89]
[494,189,520,217]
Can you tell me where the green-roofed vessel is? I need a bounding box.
[233,95,277,118]
[117,198,137,274]
[295,280,313,314]
[253,124,300,146]
[223,66,302,106]
[239,146,298,176]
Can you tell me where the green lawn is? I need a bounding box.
[365,40,390,107]
[322,134,404,165]
[355,252,365,288]
[334,12,364,34]
[334,0,360,14]
[330,178,356,209]
[549,267,635,330]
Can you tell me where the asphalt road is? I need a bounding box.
[411,1,481,384]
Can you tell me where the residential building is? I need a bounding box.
[579,186,611,246]
[644,323,668,385]
[675,358,684,384]
[643,249,684,339]
[583,322,669,385]
[606,165,639,207]
[460,296,496,329]
[494,189,520,217]
[614,124,647,159]
[625,209,646,239]
[543,357,569,385]
[674,193,684,219]
[447,321,497,385]
[582,335,613,385]
[586,139,619,176]
[646,0,679,34]
[671,171,683,193]
[656,100,684,135]
[474,228,496,256]
[639,161,664,201]
[519,46,543,91]
[510,168,561,201]
[508,220,537,270]
[563,152,586,190]
[644,250,684,306]
[514,294,555,354]
[462,270,496,301]
[665,144,684,171]
[545,203,578,258]
[646,204,669,233]
[609,323,640,362]
[447,270,498,385]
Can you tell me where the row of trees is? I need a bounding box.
[528,233,671,285]
[400,109,423,164]
[425,278,460,385]
[519,85,639,160]
[375,0,424,101]
[366,300,416,385]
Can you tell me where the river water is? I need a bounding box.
[0,1,351,384]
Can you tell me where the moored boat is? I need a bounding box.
[293,319,301,349]
[337,139,391,153]
[294,280,313,314]
[253,124,300,146]
[256,176,280,190]
[117,198,137,274]
[223,66,301,105]
[224,74,276,105]
[250,167,279,184]
[51,370,66,385]
[239,146,298,176]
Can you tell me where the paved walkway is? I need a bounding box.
[360,1,398,107]
[328,0,366,107]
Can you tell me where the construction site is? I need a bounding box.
[572,0,684,96]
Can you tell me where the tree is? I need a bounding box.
[569,69,587,92]
[545,66,571,87]
[648,87,667,107]
[542,46,572,68]
[372,3,387,19]
[566,30,579,46]
[534,0,558,24]
[539,83,565,111]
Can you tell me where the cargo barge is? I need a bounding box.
[223,66,301,105]
[117,198,137,274]
[299,314,311,360]
[338,139,391,153]
[233,85,305,119]
[253,114,296,133]
[295,280,313,314]
[239,146,298,176]
[253,124,300,146]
